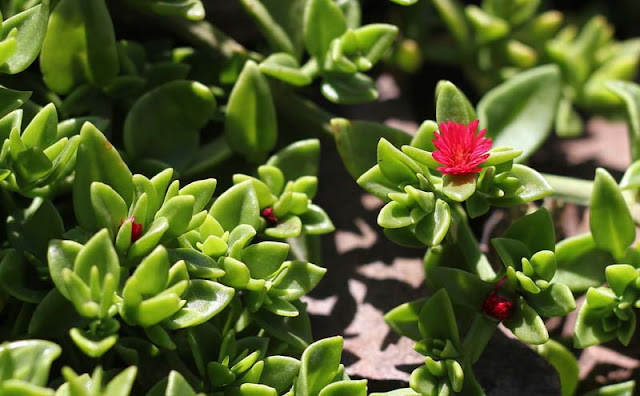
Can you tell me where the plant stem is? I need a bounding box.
[448,206,496,281]
[542,173,593,206]
[156,17,262,62]
[463,314,499,364]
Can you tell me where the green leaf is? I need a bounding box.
[295,336,343,396]
[69,328,117,358]
[620,160,640,190]
[14,147,52,186]
[259,356,300,393]
[377,138,420,185]
[465,5,510,44]
[590,168,635,259]
[384,298,427,341]
[318,380,367,396]
[259,53,312,86]
[332,118,412,180]
[79,0,119,85]
[574,289,617,348]
[370,389,419,396]
[0,0,49,74]
[240,0,297,55]
[155,195,195,238]
[210,181,260,231]
[492,238,530,269]
[583,380,635,396]
[90,182,128,236]
[303,0,347,61]
[104,366,138,396]
[0,250,47,303]
[529,250,556,281]
[29,290,84,343]
[300,204,335,235]
[257,0,307,57]
[165,280,235,329]
[225,60,277,163]
[418,289,461,347]
[526,283,576,317]
[357,165,402,201]
[409,365,438,396]
[124,80,215,170]
[242,241,289,279]
[435,80,476,125]
[74,229,119,286]
[555,96,583,138]
[431,0,471,45]
[129,217,170,259]
[410,120,438,152]
[415,199,450,246]
[351,24,398,65]
[442,174,476,202]
[47,239,82,299]
[265,216,303,239]
[503,298,548,344]
[180,178,217,214]
[383,226,424,248]
[484,0,541,25]
[165,371,198,396]
[605,265,638,297]
[378,201,412,229]
[427,267,493,311]
[503,208,555,253]
[39,0,86,94]
[237,383,278,396]
[321,72,378,104]
[553,233,612,293]
[73,123,133,231]
[129,246,170,296]
[271,261,326,301]
[0,86,31,120]
[477,65,561,161]
[489,164,553,205]
[607,81,640,161]
[389,0,418,5]
[267,139,321,181]
[143,1,205,21]
[21,103,58,149]
[0,339,61,386]
[7,197,64,262]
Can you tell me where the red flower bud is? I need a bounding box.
[261,207,279,226]
[120,217,143,243]
[482,291,514,321]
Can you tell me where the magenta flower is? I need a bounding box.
[432,120,492,175]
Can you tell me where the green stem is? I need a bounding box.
[155,17,262,62]
[542,173,593,206]
[448,206,496,281]
[462,314,499,364]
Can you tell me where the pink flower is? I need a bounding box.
[432,120,492,175]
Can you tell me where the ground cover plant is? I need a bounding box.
[0,0,640,395]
